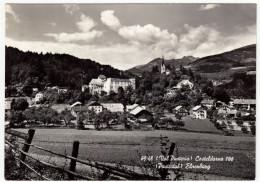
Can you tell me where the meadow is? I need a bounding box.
[15,129,255,180]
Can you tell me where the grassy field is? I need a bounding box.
[14,129,255,180]
[181,117,222,133]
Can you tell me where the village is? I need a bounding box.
[5,60,256,136]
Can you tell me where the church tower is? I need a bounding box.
[161,55,166,74]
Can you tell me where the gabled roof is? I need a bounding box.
[201,100,215,104]
[98,75,106,79]
[51,104,71,113]
[71,101,82,108]
[130,106,148,116]
[192,105,203,111]
[126,104,139,110]
[71,106,89,112]
[89,79,103,85]
[86,101,102,107]
[233,99,256,105]
[110,78,131,82]
[174,106,182,111]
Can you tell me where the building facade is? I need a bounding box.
[192,105,207,119]
[103,78,135,93]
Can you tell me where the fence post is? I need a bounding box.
[68,141,80,180]
[160,143,175,180]
[20,129,35,169]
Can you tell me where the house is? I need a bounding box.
[165,88,177,98]
[130,106,153,122]
[71,106,89,117]
[192,105,207,119]
[176,80,193,89]
[173,106,189,116]
[126,104,140,112]
[201,99,216,109]
[218,105,231,113]
[51,104,71,113]
[5,98,12,118]
[233,99,256,111]
[35,92,44,102]
[86,101,103,114]
[58,87,69,94]
[103,78,135,93]
[101,103,124,113]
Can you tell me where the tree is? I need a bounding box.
[213,87,230,104]
[175,113,182,122]
[11,99,29,111]
[8,111,24,128]
[250,123,255,135]
[99,110,112,128]
[77,111,85,130]
[176,121,185,129]
[60,109,76,126]
[241,126,248,134]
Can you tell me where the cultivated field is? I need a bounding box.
[15,129,255,180]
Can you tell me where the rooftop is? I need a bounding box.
[233,99,256,105]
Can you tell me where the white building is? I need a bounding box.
[176,80,194,89]
[86,101,103,114]
[35,92,44,102]
[101,103,124,113]
[88,75,107,95]
[88,75,136,95]
[103,78,135,93]
[192,105,207,119]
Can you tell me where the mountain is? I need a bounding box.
[5,46,134,90]
[128,56,198,75]
[190,44,256,73]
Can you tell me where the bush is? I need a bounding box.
[77,120,84,130]
[250,124,255,135]
[241,126,248,133]
[214,123,222,130]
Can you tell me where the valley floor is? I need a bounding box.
[14,129,255,180]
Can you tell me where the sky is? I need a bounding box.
[5,3,256,70]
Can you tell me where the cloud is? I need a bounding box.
[101,10,121,30]
[101,10,178,58]
[6,22,256,70]
[63,4,79,15]
[77,14,96,32]
[176,24,256,58]
[45,14,102,43]
[6,4,20,22]
[118,24,178,56]
[45,31,102,43]
[199,4,220,11]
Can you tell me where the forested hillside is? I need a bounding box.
[5,46,133,90]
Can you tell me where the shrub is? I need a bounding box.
[241,126,248,133]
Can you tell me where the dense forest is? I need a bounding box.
[5,46,134,90]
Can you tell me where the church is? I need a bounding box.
[160,55,171,75]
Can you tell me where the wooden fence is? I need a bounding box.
[5,128,175,180]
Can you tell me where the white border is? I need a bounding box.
[1,1,259,182]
